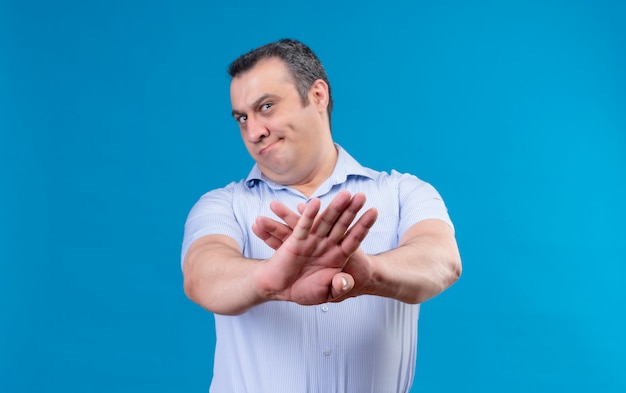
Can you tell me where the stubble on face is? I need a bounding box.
[230,58,336,195]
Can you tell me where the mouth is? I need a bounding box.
[259,139,281,155]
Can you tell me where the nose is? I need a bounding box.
[244,117,269,143]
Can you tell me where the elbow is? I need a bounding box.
[182,274,196,303]
[182,258,221,313]
[183,273,250,316]
[183,274,205,309]
[442,241,463,288]
[447,254,462,287]
[440,236,462,289]
[182,256,201,304]
[182,272,216,312]
[425,253,462,303]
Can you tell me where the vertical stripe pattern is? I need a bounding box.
[181,145,453,392]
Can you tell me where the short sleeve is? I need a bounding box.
[396,171,454,238]
[180,183,244,267]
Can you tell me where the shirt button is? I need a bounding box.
[323,348,331,356]
[321,305,329,312]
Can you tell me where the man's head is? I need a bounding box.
[228,39,333,124]
[228,39,338,195]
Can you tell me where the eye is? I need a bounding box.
[236,115,247,124]
[261,102,273,112]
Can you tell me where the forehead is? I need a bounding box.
[230,58,295,104]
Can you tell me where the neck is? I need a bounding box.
[292,141,338,198]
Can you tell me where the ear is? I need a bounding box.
[309,79,329,114]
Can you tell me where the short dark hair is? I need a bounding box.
[227,38,333,123]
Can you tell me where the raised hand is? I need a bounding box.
[252,191,378,305]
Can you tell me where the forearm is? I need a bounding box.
[365,220,462,304]
[183,235,264,315]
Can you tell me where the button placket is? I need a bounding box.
[320,304,331,356]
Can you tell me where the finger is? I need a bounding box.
[329,273,354,299]
[291,198,320,240]
[252,222,284,250]
[252,217,293,250]
[326,192,367,240]
[254,216,293,240]
[270,200,301,229]
[340,207,378,255]
[311,190,352,237]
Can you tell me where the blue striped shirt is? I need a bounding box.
[182,145,453,393]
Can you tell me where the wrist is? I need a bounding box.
[361,253,399,299]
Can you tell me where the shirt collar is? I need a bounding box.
[244,144,375,190]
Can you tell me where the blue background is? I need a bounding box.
[2,0,625,392]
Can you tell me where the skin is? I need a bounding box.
[230,57,337,197]
[183,57,462,315]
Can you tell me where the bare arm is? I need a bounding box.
[183,234,264,315]
[351,219,462,304]
[256,206,462,304]
[182,191,378,315]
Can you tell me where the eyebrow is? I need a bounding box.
[231,94,276,118]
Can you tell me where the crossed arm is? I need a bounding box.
[183,190,462,315]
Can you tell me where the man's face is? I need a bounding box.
[230,57,330,188]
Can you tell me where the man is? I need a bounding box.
[181,38,461,392]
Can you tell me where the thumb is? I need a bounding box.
[330,273,354,300]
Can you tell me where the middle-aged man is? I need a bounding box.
[181,38,462,392]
